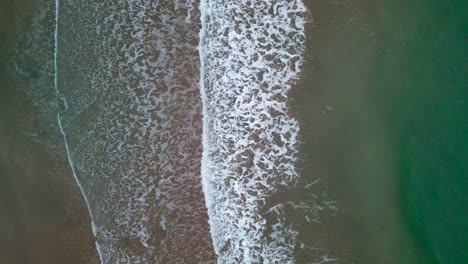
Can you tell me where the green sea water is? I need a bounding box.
[298,0,467,263]
[371,0,468,263]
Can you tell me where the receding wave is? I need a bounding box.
[57,1,215,263]
[199,0,307,262]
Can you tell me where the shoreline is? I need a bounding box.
[0,1,99,263]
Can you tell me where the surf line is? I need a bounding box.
[54,0,103,261]
[198,0,307,262]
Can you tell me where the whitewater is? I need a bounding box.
[54,0,103,260]
[199,0,307,263]
[54,0,309,263]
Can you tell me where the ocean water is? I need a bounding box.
[1,0,98,263]
[57,1,214,263]
[2,0,466,263]
[296,0,467,263]
[370,1,468,263]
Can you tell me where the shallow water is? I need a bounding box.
[0,0,98,263]
[57,1,214,262]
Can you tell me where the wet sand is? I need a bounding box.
[0,1,98,263]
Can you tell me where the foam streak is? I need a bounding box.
[54,0,103,261]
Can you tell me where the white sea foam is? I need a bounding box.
[56,0,317,262]
[87,1,215,262]
[54,0,58,93]
[56,0,215,263]
[199,0,307,263]
[57,114,104,261]
[54,0,103,261]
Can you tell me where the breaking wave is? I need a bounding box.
[199,1,307,263]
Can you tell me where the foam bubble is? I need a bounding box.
[199,1,307,263]
[58,1,215,262]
